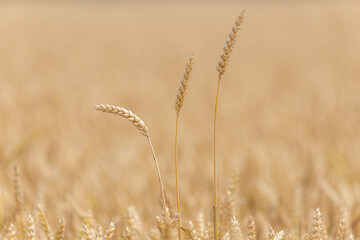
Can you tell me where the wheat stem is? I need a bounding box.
[175,114,181,240]
[146,136,167,212]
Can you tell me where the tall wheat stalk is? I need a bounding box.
[213,11,245,240]
[174,55,194,240]
[94,104,167,213]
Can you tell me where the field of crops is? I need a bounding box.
[1,1,360,239]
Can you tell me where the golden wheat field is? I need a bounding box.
[1,1,360,240]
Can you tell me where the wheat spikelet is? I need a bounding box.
[311,209,323,240]
[175,55,194,115]
[6,223,17,240]
[94,104,148,136]
[54,218,65,240]
[216,10,245,78]
[104,222,115,240]
[247,216,256,240]
[36,204,53,240]
[94,225,102,240]
[25,214,35,240]
[336,217,346,240]
[13,166,24,214]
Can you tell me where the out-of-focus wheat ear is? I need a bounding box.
[216,10,245,79]
[348,234,354,240]
[230,217,242,240]
[36,204,53,240]
[25,214,35,240]
[311,209,323,240]
[94,104,149,136]
[94,225,102,240]
[247,216,256,240]
[82,225,92,240]
[13,166,24,214]
[125,206,142,238]
[94,104,167,212]
[195,213,206,239]
[54,218,65,240]
[104,222,115,240]
[175,55,194,115]
[267,227,276,240]
[149,228,161,240]
[123,226,132,240]
[276,231,286,240]
[84,209,93,228]
[6,223,17,240]
[336,217,346,240]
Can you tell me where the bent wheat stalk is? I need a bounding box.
[174,55,194,240]
[94,104,167,212]
[213,11,245,240]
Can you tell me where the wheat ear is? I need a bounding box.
[36,204,53,240]
[213,11,245,240]
[94,104,167,212]
[25,214,35,240]
[13,166,24,214]
[311,208,323,240]
[174,55,194,240]
[54,218,65,240]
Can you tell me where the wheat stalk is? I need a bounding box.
[213,11,245,240]
[94,104,167,212]
[174,55,194,240]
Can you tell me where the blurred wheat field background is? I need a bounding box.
[1,1,360,239]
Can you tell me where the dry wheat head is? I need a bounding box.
[175,55,194,115]
[216,10,245,78]
[94,104,148,136]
